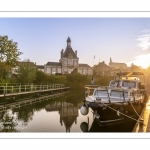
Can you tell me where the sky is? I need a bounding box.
[0,18,150,68]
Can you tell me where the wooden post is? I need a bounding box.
[12,86,13,93]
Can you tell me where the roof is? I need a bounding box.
[17,61,36,66]
[63,47,78,59]
[36,65,44,69]
[62,37,78,59]
[95,61,110,68]
[79,64,91,68]
[46,62,61,66]
[116,72,144,76]
[67,37,71,42]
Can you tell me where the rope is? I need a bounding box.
[130,102,143,120]
[87,96,144,124]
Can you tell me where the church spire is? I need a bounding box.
[110,57,112,63]
[67,37,71,48]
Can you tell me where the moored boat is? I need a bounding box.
[80,72,148,124]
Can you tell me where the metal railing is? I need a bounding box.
[0,83,65,95]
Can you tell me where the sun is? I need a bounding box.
[127,53,150,69]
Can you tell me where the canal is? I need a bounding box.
[0,90,143,132]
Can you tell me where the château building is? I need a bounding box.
[44,37,93,75]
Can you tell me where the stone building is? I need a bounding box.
[44,37,92,75]
[93,61,111,75]
[109,57,127,70]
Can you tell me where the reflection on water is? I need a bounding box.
[0,90,142,132]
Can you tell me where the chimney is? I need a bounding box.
[75,50,77,56]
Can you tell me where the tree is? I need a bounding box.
[34,70,49,84]
[130,64,143,72]
[0,35,22,81]
[71,68,79,74]
[17,59,36,83]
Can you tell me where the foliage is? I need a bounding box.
[16,59,36,83]
[94,75,113,86]
[34,71,66,84]
[0,35,22,81]
[34,70,49,84]
[71,68,78,74]
[66,74,90,89]
[130,64,143,72]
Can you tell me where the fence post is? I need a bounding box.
[6,83,7,94]
[19,83,21,92]
[4,86,5,96]
[31,83,32,91]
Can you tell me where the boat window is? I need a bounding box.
[122,81,136,88]
[110,81,120,87]
[110,90,128,98]
[94,90,108,96]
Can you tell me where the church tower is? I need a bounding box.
[110,57,112,63]
[59,37,79,74]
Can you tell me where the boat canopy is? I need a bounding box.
[116,72,144,76]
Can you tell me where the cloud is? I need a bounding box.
[136,34,150,50]
[141,29,149,33]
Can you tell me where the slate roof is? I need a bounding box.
[46,62,61,66]
[79,64,91,68]
[36,65,44,69]
[63,47,78,59]
[62,37,78,59]
[17,61,36,66]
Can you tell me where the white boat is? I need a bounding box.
[85,72,146,105]
[80,72,148,124]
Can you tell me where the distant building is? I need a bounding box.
[109,57,127,70]
[93,61,111,75]
[44,37,93,75]
[36,65,44,72]
[11,61,36,75]
[109,57,128,76]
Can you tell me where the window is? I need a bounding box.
[110,90,128,98]
[68,60,73,65]
[94,90,108,96]
[74,60,77,65]
[122,81,136,88]
[110,81,120,87]
[57,68,61,73]
[64,60,67,65]
[47,67,51,73]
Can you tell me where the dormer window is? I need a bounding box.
[69,53,73,58]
